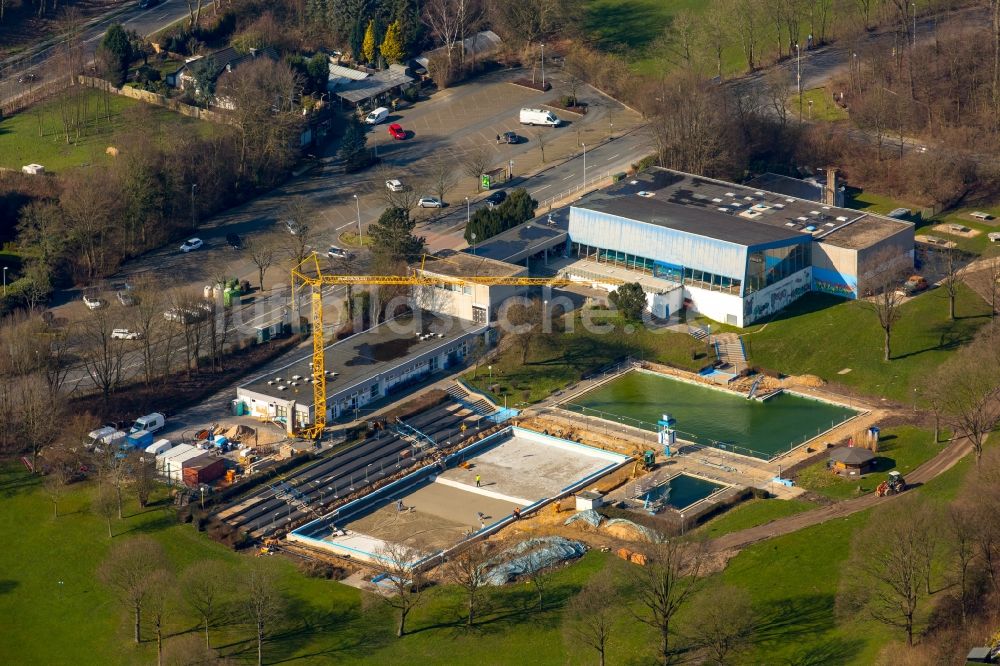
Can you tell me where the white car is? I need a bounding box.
[82,294,105,310]
[989,232,1000,243]
[111,328,142,340]
[180,238,203,252]
[327,246,352,259]
[385,179,405,192]
[418,196,443,208]
[284,220,302,235]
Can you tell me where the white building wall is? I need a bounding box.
[683,287,746,327]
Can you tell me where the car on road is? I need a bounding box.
[284,220,302,235]
[388,123,406,140]
[484,190,507,209]
[111,328,142,340]
[327,246,352,259]
[18,73,37,84]
[418,196,443,208]
[386,179,405,192]
[117,289,137,306]
[138,0,160,8]
[83,293,105,310]
[226,233,243,249]
[498,131,520,144]
[179,238,203,252]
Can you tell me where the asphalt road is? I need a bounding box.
[1,0,192,107]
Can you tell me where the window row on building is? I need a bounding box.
[570,242,742,295]
[745,243,811,294]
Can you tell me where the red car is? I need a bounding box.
[388,123,406,140]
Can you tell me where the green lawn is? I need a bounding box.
[793,87,849,122]
[926,207,1000,256]
[696,497,815,538]
[844,188,919,217]
[744,286,992,402]
[795,426,941,499]
[463,310,705,403]
[0,88,210,172]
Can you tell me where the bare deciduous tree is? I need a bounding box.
[181,560,230,650]
[623,537,706,665]
[838,495,937,646]
[461,145,494,191]
[97,536,170,643]
[426,160,460,205]
[370,543,427,637]
[685,584,756,665]
[859,247,909,361]
[42,474,65,518]
[563,566,615,666]
[932,331,1000,463]
[245,235,277,291]
[94,485,118,538]
[242,560,285,666]
[445,540,494,626]
[78,307,127,400]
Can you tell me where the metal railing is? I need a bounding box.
[539,169,619,210]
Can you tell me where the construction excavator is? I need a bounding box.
[875,471,906,497]
[290,253,621,440]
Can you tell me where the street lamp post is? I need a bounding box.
[912,3,917,49]
[541,43,545,89]
[200,486,205,510]
[470,232,477,256]
[582,143,587,189]
[353,194,362,242]
[795,43,802,122]
[465,196,470,227]
[2,266,7,296]
[191,184,198,228]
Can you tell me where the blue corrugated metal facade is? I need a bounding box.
[569,208,749,279]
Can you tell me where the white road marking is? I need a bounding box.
[562,174,574,181]
[606,153,621,161]
[337,222,353,230]
[532,184,552,194]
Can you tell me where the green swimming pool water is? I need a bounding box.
[643,474,722,510]
[568,370,857,459]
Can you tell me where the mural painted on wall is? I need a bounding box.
[813,279,857,299]
[743,271,810,322]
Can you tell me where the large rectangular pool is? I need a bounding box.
[567,370,858,460]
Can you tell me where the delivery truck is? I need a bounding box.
[519,108,561,127]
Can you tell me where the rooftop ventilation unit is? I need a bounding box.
[797,216,809,222]
[786,198,796,203]
[637,191,654,198]
[754,191,765,196]
[629,180,639,185]
[725,192,735,197]
[809,210,821,216]
[805,225,817,232]
[824,222,836,227]
[751,203,772,212]
[292,375,301,381]
[773,203,785,209]
[718,207,731,213]
[822,206,831,210]
[836,216,849,222]
[277,385,286,391]
[739,210,763,220]
[711,197,723,203]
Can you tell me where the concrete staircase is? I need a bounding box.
[446,383,494,416]
[713,333,748,373]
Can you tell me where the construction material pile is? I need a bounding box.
[483,536,587,585]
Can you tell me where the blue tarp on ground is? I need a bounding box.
[564,509,603,528]
[483,536,588,585]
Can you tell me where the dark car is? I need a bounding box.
[484,190,507,209]
[18,73,38,84]
[226,233,242,250]
[498,131,519,144]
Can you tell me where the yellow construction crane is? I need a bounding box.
[290,253,614,439]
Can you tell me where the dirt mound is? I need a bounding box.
[785,374,825,388]
[602,521,653,542]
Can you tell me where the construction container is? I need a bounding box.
[127,430,154,450]
[145,439,172,456]
[156,444,202,482]
[182,454,226,487]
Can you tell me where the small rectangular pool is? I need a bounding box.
[641,473,723,511]
[566,370,858,460]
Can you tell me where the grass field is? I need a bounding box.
[744,286,992,402]
[696,497,815,538]
[795,426,940,499]
[463,310,705,403]
[0,88,210,172]
[793,88,850,122]
[0,429,978,664]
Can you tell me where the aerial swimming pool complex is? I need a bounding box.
[566,370,859,460]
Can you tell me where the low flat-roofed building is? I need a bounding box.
[413,250,528,326]
[236,310,486,432]
[563,168,914,325]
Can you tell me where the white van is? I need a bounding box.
[519,108,561,127]
[131,412,165,434]
[365,107,389,125]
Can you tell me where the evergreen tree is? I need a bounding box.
[380,20,406,64]
[361,19,378,65]
[464,188,537,243]
[98,23,132,86]
[306,0,327,30]
[391,0,423,56]
[609,282,647,320]
[340,115,372,172]
[369,207,426,263]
